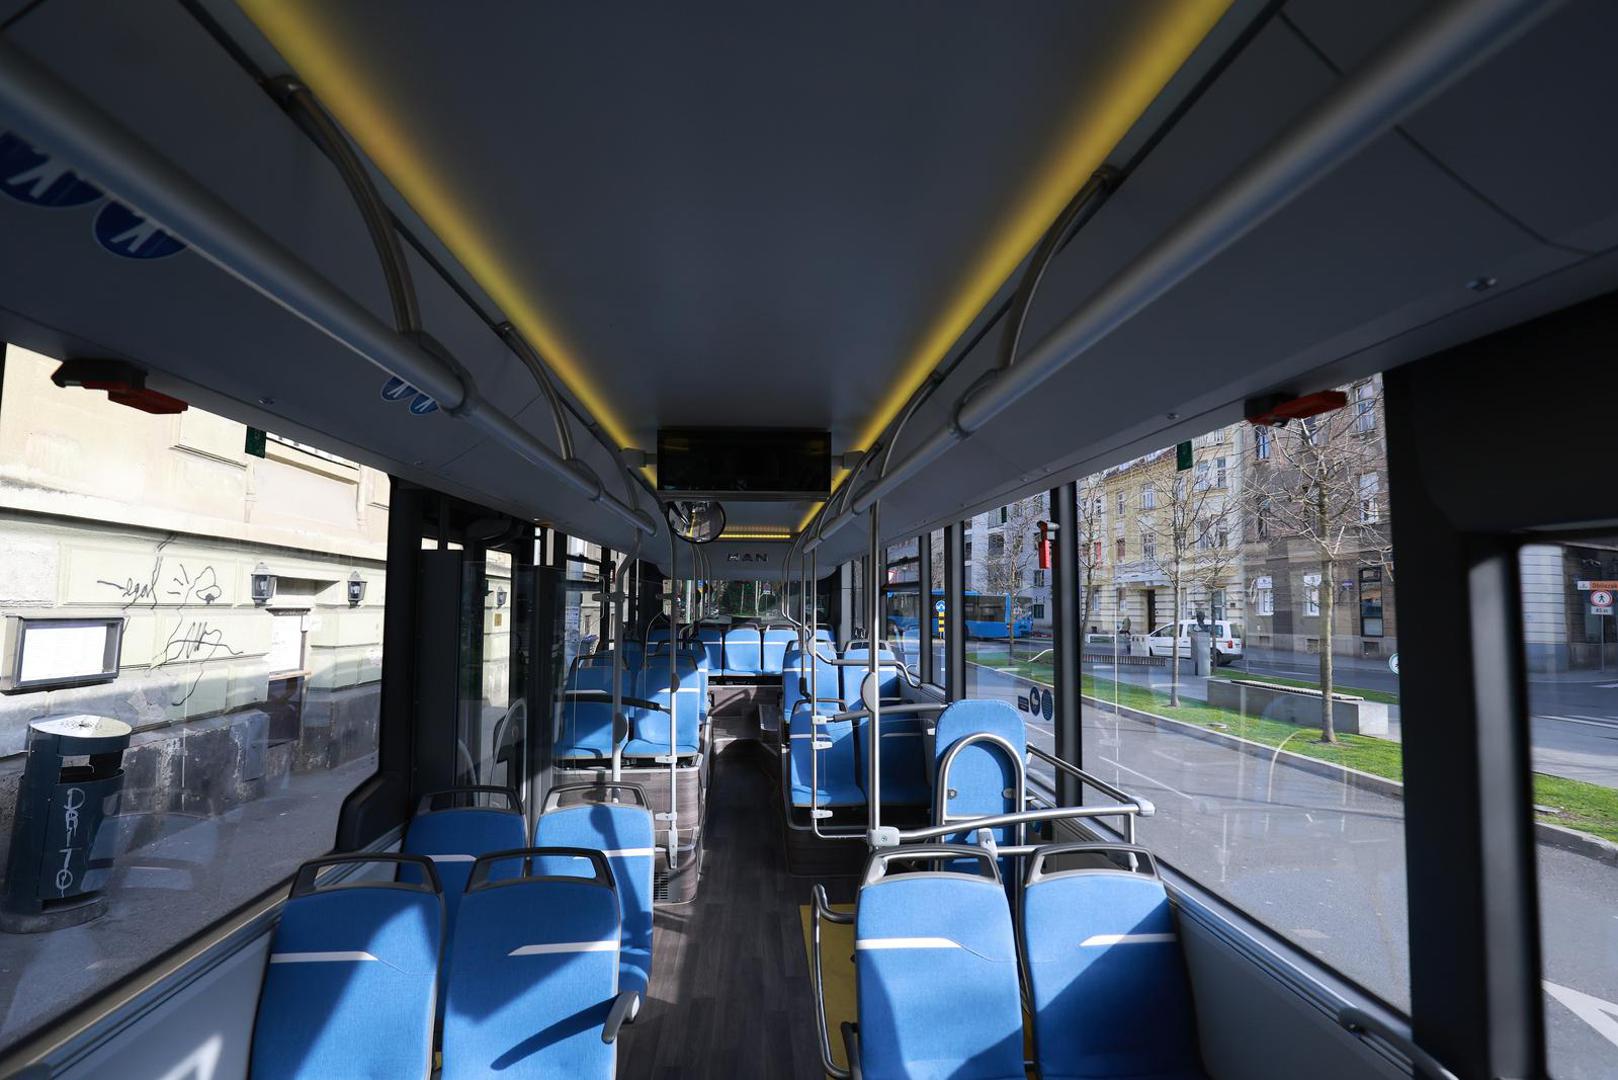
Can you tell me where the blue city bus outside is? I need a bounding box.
[887,589,1033,640]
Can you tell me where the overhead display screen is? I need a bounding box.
[656,428,831,499]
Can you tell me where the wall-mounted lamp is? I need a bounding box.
[347,571,366,607]
[250,563,277,605]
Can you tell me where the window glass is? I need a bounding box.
[1075,378,1407,1008]
[883,539,921,676]
[0,345,383,1047]
[963,498,1051,781]
[459,549,518,792]
[1518,539,1618,1079]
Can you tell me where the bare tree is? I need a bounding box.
[981,495,1045,654]
[1139,450,1240,706]
[1075,476,1107,640]
[1241,379,1392,743]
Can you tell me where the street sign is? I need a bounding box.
[244,427,266,459]
[1575,580,1618,591]
[1388,653,1399,675]
[1040,688,1054,721]
[934,600,946,615]
[1592,590,1614,608]
[1593,606,1615,617]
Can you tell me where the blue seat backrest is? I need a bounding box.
[783,643,843,717]
[535,804,657,996]
[628,657,700,756]
[855,873,1024,1079]
[559,664,629,759]
[1023,869,1204,1078]
[401,809,526,928]
[934,699,1025,846]
[724,625,764,675]
[442,871,621,1080]
[651,643,709,717]
[788,700,865,809]
[760,626,796,675]
[840,646,902,710]
[695,625,726,673]
[252,882,441,1079]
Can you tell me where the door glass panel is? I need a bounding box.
[1518,538,1618,1078]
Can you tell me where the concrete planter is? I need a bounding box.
[1206,678,1389,737]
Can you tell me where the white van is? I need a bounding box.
[1145,620,1244,664]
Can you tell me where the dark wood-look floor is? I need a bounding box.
[618,740,858,1078]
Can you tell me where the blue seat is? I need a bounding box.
[557,663,628,760]
[442,849,634,1080]
[843,647,929,807]
[788,700,865,809]
[1022,845,1206,1080]
[723,625,764,675]
[695,624,726,673]
[852,847,1024,1080]
[535,784,657,997]
[783,642,842,719]
[400,789,526,1024]
[760,626,796,675]
[251,854,442,1080]
[933,699,1026,848]
[624,656,701,758]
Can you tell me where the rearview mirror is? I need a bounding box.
[664,499,726,544]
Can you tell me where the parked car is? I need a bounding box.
[1145,620,1244,665]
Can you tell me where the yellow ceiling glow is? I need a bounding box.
[238,0,636,456]
[242,2,1230,539]
[804,0,1231,534]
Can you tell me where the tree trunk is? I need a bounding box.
[1168,577,1182,707]
[1319,553,1337,744]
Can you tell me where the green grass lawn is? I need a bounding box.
[1214,671,1400,705]
[1532,773,1618,843]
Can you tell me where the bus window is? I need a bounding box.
[963,499,1050,775]
[1072,389,1408,1009]
[0,345,383,1047]
[929,530,947,687]
[884,539,921,676]
[1518,538,1618,1077]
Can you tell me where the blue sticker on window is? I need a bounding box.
[94,201,185,259]
[0,133,102,208]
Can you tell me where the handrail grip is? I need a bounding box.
[826,703,945,723]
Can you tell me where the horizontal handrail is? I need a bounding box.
[1026,746,1156,818]
[826,702,945,723]
[892,802,1149,845]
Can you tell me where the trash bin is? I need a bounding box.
[1190,629,1214,677]
[1,714,131,933]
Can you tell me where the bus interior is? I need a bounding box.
[0,0,1614,1077]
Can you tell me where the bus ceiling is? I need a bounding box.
[0,0,1615,557]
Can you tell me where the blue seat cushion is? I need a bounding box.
[933,699,1026,846]
[855,874,1024,1080]
[1024,871,1205,1080]
[252,885,440,1080]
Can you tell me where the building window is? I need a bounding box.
[1355,381,1376,435]
[1359,473,1381,523]
[1256,496,1270,540]
[1031,603,1046,619]
[1092,540,1102,563]
[1254,426,1271,460]
[1255,577,1275,616]
[1116,491,1126,515]
[1142,533,1156,561]
[987,532,1005,556]
[1304,573,1322,617]
[1141,484,1156,510]
[1033,569,1046,587]
[1359,567,1385,637]
[999,506,1008,524]
[1115,537,1126,561]
[1210,588,1226,622]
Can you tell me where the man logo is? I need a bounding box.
[726,552,769,564]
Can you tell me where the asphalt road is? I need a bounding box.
[965,659,1618,1077]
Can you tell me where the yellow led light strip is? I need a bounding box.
[718,531,795,542]
[798,0,1233,532]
